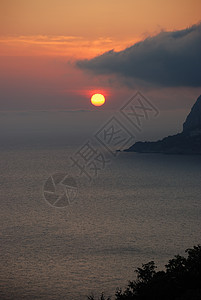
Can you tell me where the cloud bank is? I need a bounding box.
[77,23,201,87]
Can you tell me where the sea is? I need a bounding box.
[0,110,201,299]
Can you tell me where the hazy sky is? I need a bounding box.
[0,0,201,111]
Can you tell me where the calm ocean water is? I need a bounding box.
[0,144,201,299]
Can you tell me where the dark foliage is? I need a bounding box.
[88,245,201,300]
[87,293,111,300]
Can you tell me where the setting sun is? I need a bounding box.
[91,93,105,106]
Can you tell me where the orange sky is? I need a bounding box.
[0,0,201,110]
[1,0,201,58]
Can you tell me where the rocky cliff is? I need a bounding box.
[125,95,201,155]
[183,95,201,133]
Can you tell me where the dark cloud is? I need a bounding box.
[77,23,201,87]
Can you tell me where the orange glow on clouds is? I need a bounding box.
[0,35,138,59]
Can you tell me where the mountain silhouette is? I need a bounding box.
[125,95,201,155]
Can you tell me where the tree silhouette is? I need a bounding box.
[88,245,201,300]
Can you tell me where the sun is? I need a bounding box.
[91,93,105,106]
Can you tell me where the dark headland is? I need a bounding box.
[125,95,201,155]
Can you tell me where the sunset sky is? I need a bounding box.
[0,0,201,111]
